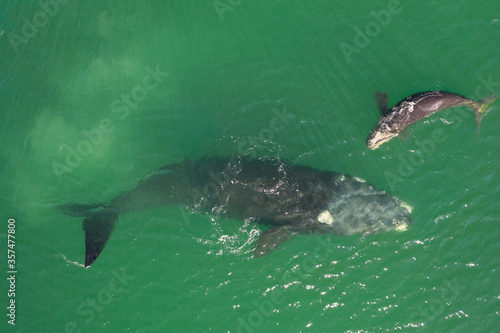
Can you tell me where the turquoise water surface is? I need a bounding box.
[1,1,499,332]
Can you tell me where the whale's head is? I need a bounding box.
[318,176,412,236]
[366,121,399,150]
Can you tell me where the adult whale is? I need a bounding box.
[366,91,497,149]
[59,157,412,267]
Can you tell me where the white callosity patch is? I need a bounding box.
[353,177,366,183]
[317,210,334,225]
[395,222,408,231]
[404,101,416,113]
[400,201,413,214]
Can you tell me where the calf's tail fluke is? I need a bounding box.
[473,95,497,133]
[58,203,118,267]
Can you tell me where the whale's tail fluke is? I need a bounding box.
[58,203,118,267]
[472,95,497,134]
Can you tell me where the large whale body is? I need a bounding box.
[59,157,412,267]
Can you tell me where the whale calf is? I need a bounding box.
[366,91,497,149]
[59,157,412,267]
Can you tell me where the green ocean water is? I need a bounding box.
[1,0,499,332]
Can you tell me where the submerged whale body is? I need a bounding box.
[366,91,497,149]
[59,157,412,267]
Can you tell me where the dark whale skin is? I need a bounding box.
[59,157,412,267]
[367,91,496,149]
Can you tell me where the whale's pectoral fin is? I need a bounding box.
[253,225,298,257]
[399,128,413,141]
[375,92,390,116]
[82,211,118,267]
